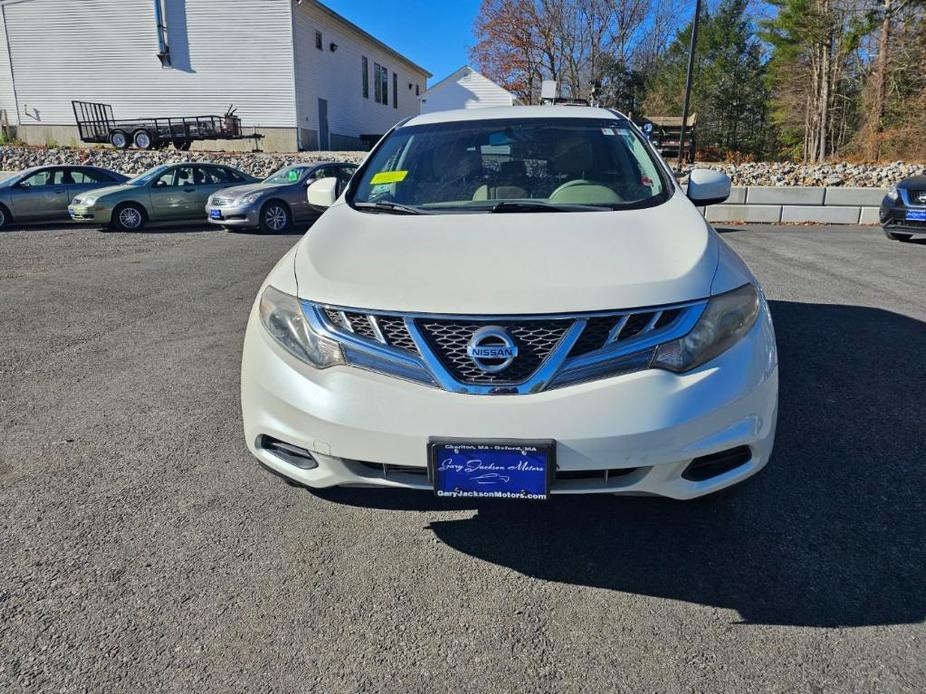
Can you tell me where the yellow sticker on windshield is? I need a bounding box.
[370,170,408,184]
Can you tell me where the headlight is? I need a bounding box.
[652,284,760,372]
[258,286,344,368]
[80,196,97,206]
[240,192,263,205]
[887,184,899,201]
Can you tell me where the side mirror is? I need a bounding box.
[307,176,339,211]
[16,181,31,189]
[152,180,165,188]
[686,169,731,206]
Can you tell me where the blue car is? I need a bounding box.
[880,175,926,241]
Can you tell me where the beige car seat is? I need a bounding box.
[547,138,621,205]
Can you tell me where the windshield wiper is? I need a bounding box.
[489,201,605,213]
[354,201,427,215]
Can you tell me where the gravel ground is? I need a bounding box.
[1,222,924,692]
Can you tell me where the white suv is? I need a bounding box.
[241,106,778,500]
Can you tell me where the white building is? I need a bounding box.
[0,0,430,152]
[418,66,516,114]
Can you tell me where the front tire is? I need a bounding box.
[0,203,11,230]
[259,200,291,234]
[110,203,147,232]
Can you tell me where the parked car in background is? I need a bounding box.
[205,162,357,233]
[880,175,926,241]
[68,163,257,231]
[0,165,127,229]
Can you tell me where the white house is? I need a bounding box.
[0,0,430,151]
[418,66,517,113]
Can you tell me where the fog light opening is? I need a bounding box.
[258,435,319,470]
[682,446,752,482]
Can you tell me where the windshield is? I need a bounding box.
[350,117,667,213]
[263,166,311,185]
[126,165,170,186]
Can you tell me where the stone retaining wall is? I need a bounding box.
[0,145,922,187]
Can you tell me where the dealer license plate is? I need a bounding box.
[209,209,222,219]
[428,439,554,500]
[905,209,926,222]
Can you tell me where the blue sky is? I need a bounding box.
[321,0,481,84]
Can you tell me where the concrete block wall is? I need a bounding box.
[702,186,886,224]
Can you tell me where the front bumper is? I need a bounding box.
[241,304,778,500]
[205,203,260,228]
[68,204,111,223]
[879,201,926,234]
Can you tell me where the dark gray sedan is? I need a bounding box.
[205,162,357,233]
[0,165,128,229]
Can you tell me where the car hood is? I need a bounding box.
[293,192,720,314]
[214,183,280,198]
[898,175,926,189]
[76,184,133,200]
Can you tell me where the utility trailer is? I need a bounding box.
[72,100,263,151]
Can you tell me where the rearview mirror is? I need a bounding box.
[686,169,731,206]
[307,176,339,211]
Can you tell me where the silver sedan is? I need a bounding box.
[0,165,127,229]
[205,162,356,233]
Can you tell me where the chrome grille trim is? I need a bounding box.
[367,315,387,344]
[338,310,353,332]
[305,300,707,395]
[606,314,631,343]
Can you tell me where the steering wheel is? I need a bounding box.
[549,179,622,204]
[549,179,593,198]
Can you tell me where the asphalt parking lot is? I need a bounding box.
[1,222,924,692]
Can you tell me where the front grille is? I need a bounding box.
[311,301,701,394]
[908,189,926,205]
[569,316,616,357]
[323,308,419,354]
[418,318,569,384]
[211,196,234,206]
[378,317,417,352]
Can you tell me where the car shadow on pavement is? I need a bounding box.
[314,301,926,628]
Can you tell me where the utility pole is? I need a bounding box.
[677,0,702,171]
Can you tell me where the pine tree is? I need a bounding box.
[643,0,772,158]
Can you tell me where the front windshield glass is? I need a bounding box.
[263,166,310,185]
[350,117,666,213]
[126,165,170,186]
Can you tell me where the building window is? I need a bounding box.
[315,31,322,50]
[415,84,420,96]
[362,57,369,98]
[374,63,382,103]
[392,73,398,109]
[381,66,389,105]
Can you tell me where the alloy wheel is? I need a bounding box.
[264,205,288,232]
[119,207,142,230]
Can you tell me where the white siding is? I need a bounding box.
[291,1,427,149]
[419,68,515,114]
[0,0,296,128]
[0,5,17,124]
